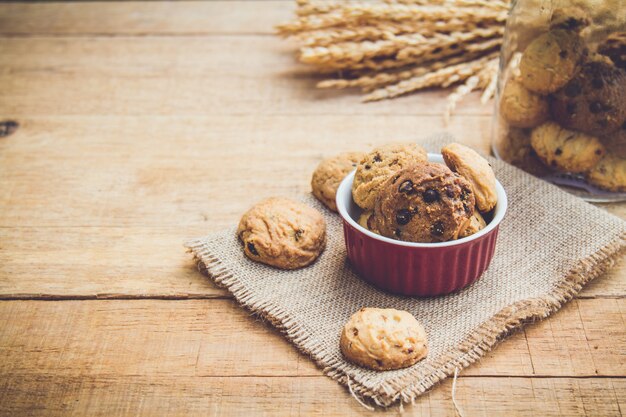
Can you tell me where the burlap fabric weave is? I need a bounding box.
[185,134,626,408]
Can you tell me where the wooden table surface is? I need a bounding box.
[0,2,624,416]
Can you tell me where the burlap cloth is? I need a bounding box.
[185,134,626,408]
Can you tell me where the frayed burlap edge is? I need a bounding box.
[184,232,625,409]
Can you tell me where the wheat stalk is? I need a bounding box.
[363,54,493,102]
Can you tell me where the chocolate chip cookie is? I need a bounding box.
[373,162,475,243]
[340,308,428,371]
[499,78,550,128]
[551,61,626,136]
[352,143,428,210]
[311,151,365,212]
[602,124,626,158]
[519,29,586,94]
[586,154,626,192]
[441,143,498,213]
[530,121,605,173]
[237,197,326,269]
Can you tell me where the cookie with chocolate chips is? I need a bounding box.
[237,197,326,269]
[351,143,428,210]
[551,61,626,136]
[373,162,475,243]
[530,121,605,173]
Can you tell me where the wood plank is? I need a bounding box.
[0,374,624,417]
[0,1,293,36]
[0,299,623,379]
[0,36,494,117]
[0,116,622,298]
[0,115,492,229]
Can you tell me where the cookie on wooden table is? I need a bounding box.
[373,162,475,243]
[237,198,326,270]
[441,143,498,213]
[530,121,605,173]
[340,308,428,371]
[311,152,365,212]
[352,143,428,210]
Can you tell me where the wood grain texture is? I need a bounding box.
[0,299,623,379]
[0,1,624,415]
[0,300,625,416]
[0,1,292,36]
[0,36,493,117]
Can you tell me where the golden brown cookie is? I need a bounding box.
[586,154,626,192]
[237,198,326,269]
[530,121,605,173]
[373,162,475,243]
[549,7,591,32]
[357,210,377,232]
[598,32,626,70]
[499,79,549,128]
[441,143,498,213]
[602,125,626,158]
[459,211,487,239]
[352,143,428,210]
[551,61,626,136]
[311,152,365,212]
[340,308,428,371]
[519,29,586,94]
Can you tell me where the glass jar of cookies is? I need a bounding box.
[492,0,626,201]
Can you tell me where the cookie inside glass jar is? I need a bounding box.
[493,3,626,199]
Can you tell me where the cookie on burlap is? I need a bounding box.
[459,211,487,239]
[530,121,605,173]
[519,29,586,94]
[340,308,428,371]
[373,162,475,243]
[442,143,498,213]
[311,152,365,212]
[499,78,549,128]
[551,60,626,136]
[586,154,626,192]
[352,143,428,210]
[237,197,326,269]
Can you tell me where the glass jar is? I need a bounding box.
[492,0,626,201]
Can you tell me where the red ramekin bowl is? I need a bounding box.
[336,153,507,297]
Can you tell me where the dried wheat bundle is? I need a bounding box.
[277,0,510,119]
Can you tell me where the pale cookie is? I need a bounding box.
[237,197,326,270]
[357,210,377,233]
[499,78,549,128]
[340,308,428,371]
[459,211,487,239]
[311,152,365,212]
[441,143,498,213]
[352,143,428,210]
[519,29,586,94]
[586,154,626,192]
[530,121,605,173]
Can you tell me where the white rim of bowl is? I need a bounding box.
[336,153,508,248]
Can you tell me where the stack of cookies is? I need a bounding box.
[348,142,497,244]
[497,7,626,192]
